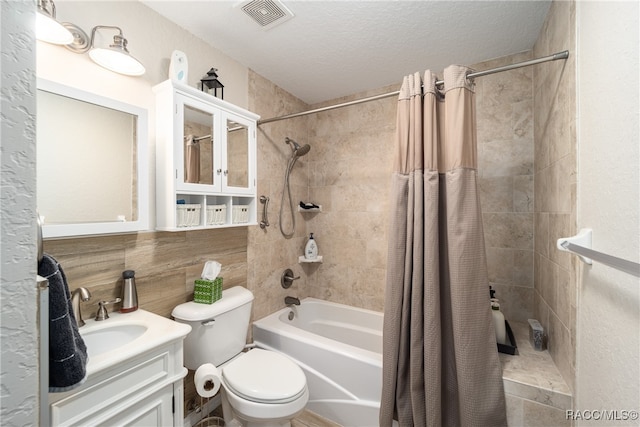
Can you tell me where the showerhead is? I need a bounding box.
[295,143,311,157]
[285,137,311,158]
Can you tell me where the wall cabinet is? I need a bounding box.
[154,80,260,231]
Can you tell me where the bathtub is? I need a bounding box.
[252,298,383,427]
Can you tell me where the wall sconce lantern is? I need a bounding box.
[200,68,224,99]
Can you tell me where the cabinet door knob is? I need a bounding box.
[216,169,222,175]
[223,170,228,176]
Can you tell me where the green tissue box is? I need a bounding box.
[194,277,222,304]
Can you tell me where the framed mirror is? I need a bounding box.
[37,78,149,238]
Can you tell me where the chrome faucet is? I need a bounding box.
[71,287,91,328]
[284,296,300,306]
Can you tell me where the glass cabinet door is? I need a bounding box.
[222,112,255,194]
[176,94,221,192]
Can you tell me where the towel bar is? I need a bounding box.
[558,229,640,278]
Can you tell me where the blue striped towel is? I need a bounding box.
[38,254,88,392]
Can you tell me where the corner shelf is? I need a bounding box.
[299,255,323,263]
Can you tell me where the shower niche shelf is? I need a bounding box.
[299,256,323,263]
[297,205,322,213]
[154,80,259,231]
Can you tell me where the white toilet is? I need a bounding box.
[172,286,308,427]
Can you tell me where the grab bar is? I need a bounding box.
[557,229,640,278]
[259,195,270,229]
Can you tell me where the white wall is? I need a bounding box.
[575,1,639,423]
[0,1,39,425]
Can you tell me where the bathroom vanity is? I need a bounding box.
[154,80,260,231]
[48,310,191,426]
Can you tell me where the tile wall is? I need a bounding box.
[304,85,398,311]
[532,0,577,391]
[246,71,311,321]
[475,52,536,323]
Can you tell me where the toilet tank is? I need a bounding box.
[172,286,254,370]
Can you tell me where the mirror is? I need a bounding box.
[226,119,249,188]
[183,104,215,186]
[37,79,149,238]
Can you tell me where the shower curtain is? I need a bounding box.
[380,66,507,426]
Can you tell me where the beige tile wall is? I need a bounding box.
[304,85,398,311]
[44,228,248,319]
[532,0,577,392]
[245,74,399,315]
[474,52,536,323]
[247,70,312,321]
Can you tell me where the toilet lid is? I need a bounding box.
[222,349,306,404]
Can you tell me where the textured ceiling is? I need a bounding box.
[143,1,551,105]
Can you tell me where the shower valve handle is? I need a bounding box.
[281,268,299,289]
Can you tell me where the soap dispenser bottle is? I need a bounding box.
[120,270,139,313]
[305,233,318,260]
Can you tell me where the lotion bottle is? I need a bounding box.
[491,298,506,345]
[305,233,318,260]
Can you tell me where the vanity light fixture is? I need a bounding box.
[64,24,146,76]
[36,0,74,45]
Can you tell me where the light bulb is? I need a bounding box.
[88,47,145,76]
[36,11,73,45]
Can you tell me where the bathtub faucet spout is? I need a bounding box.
[285,296,300,306]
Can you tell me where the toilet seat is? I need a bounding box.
[222,348,307,404]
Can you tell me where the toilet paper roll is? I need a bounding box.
[194,363,221,398]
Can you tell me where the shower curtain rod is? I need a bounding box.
[258,50,569,126]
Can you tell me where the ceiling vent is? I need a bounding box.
[239,0,294,31]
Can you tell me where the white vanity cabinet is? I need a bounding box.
[154,80,259,231]
[48,339,186,427]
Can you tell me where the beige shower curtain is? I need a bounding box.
[380,66,507,426]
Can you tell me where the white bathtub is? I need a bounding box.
[252,298,383,427]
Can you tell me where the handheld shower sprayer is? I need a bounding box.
[286,137,311,158]
[280,137,311,238]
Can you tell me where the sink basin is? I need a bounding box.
[81,324,148,358]
[76,309,191,376]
